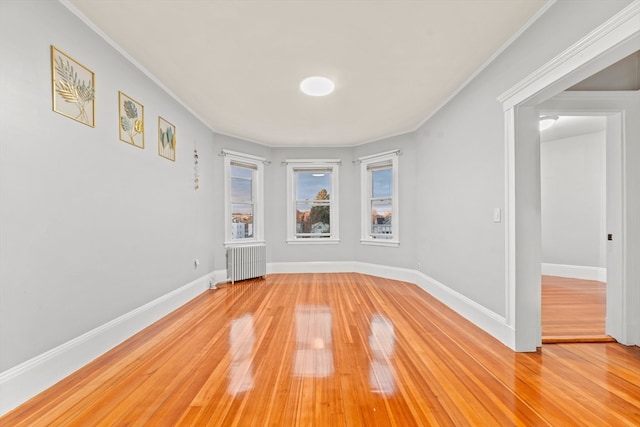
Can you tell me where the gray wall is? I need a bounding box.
[353,133,418,270]
[264,134,418,268]
[266,146,358,264]
[214,133,272,266]
[541,131,606,268]
[0,0,416,373]
[0,0,234,371]
[413,0,633,317]
[569,51,640,91]
[1,0,635,374]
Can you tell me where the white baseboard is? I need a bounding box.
[0,272,217,416]
[268,261,514,349]
[267,261,356,274]
[355,262,514,349]
[1,263,514,416]
[541,263,607,282]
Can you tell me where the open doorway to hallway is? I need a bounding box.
[499,2,639,350]
[539,115,612,343]
[541,275,611,342]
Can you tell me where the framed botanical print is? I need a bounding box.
[118,91,144,148]
[158,116,176,161]
[51,46,95,127]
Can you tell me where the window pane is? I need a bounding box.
[296,171,331,200]
[231,203,253,239]
[296,201,331,235]
[371,199,392,238]
[371,168,392,198]
[231,165,253,203]
[230,164,254,178]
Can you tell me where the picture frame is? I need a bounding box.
[51,45,95,127]
[158,116,176,161]
[118,91,144,148]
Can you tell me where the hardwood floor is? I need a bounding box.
[541,275,613,343]
[2,273,639,426]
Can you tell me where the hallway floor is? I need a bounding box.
[542,275,612,343]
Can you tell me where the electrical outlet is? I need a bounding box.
[194,258,199,269]
[417,263,421,271]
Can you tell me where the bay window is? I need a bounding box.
[224,150,265,245]
[360,150,399,246]
[286,159,340,243]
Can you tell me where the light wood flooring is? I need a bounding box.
[2,273,639,426]
[541,275,613,343]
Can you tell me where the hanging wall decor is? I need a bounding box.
[158,116,176,161]
[194,144,200,190]
[51,46,95,127]
[118,91,144,148]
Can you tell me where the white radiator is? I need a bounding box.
[227,244,266,283]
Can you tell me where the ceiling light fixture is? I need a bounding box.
[300,76,335,97]
[539,115,559,131]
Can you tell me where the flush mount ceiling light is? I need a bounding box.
[300,76,335,97]
[539,115,559,131]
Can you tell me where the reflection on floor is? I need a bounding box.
[369,313,396,396]
[228,313,255,395]
[294,305,334,378]
[2,273,638,426]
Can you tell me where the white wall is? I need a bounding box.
[541,131,606,269]
[533,91,640,346]
[0,0,229,372]
[266,146,358,264]
[262,134,418,270]
[352,133,418,271]
[213,133,272,266]
[413,0,633,318]
[1,0,637,412]
[0,0,417,381]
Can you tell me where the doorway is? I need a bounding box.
[539,114,611,342]
[498,3,639,350]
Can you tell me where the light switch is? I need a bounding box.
[493,208,501,223]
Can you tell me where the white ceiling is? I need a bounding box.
[540,116,608,143]
[65,0,548,147]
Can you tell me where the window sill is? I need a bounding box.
[286,238,341,245]
[360,239,399,248]
[224,240,266,248]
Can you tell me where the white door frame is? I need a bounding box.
[537,96,631,342]
[498,1,639,351]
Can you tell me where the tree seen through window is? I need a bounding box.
[295,171,331,237]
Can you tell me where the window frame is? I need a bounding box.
[286,159,340,244]
[359,150,399,247]
[223,150,265,247]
